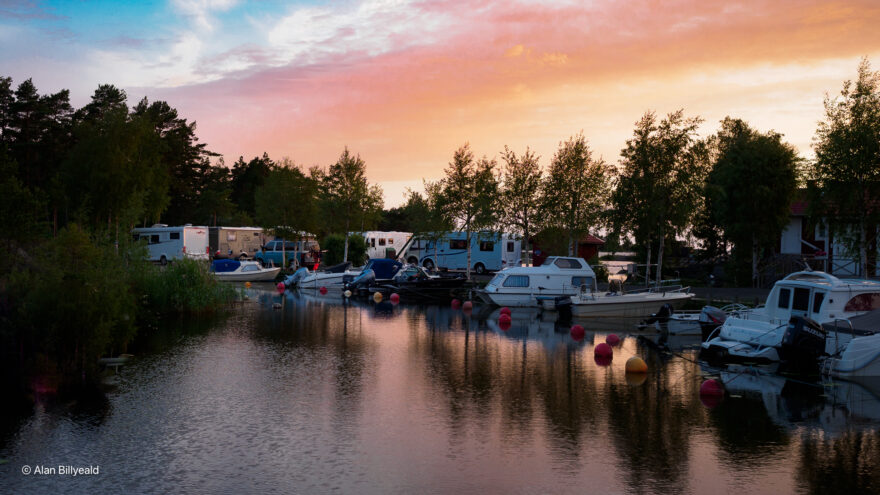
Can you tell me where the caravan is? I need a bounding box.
[132,224,210,264]
[405,231,521,274]
[358,231,412,260]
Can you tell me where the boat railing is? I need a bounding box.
[830,318,855,356]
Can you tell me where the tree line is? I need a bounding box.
[2,58,879,286]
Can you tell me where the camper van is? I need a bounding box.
[209,227,267,260]
[406,231,521,274]
[132,224,210,264]
[358,231,412,260]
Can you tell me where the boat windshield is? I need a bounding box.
[486,273,505,289]
[541,257,556,266]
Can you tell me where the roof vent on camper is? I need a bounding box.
[151,223,168,228]
[184,223,192,226]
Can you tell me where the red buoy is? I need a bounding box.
[594,342,613,358]
[498,313,512,324]
[500,307,511,316]
[594,355,612,367]
[276,282,285,294]
[462,300,473,310]
[451,299,461,309]
[499,319,511,331]
[390,293,400,304]
[570,324,585,342]
[319,286,328,295]
[606,334,621,346]
[699,379,725,408]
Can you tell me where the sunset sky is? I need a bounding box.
[3,0,880,206]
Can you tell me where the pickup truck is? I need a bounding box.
[254,240,320,268]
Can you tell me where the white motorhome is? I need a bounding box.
[358,231,412,260]
[132,224,210,264]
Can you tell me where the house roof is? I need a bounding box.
[581,235,605,245]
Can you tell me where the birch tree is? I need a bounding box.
[810,58,880,277]
[500,146,542,266]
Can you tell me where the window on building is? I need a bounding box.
[388,238,394,244]
[507,241,514,252]
[170,232,180,240]
[503,275,530,287]
[778,288,791,309]
[379,238,386,246]
[479,241,494,252]
[450,240,467,250]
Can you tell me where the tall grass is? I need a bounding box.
[129,258,237,315]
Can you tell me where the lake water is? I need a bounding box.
[2,287,880,494]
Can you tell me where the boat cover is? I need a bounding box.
[822,309,880,336]
[211,259,241,272]
[363,258,402,279]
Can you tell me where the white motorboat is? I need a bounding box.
[568,285,694,318]
[211,259,281,282]
[701,270,880,364]
[295,262,362,289]
[475,256,597,307]
[821,310,880,378]
[642,303,749,337]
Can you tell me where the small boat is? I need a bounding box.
[344,258,404,293]
[287,261,360,289]
[701,270,880,364]
[821,309,880,378]
[211,259,281,282]
[567,284,694,318]
[642,303,748,338]
[475,256,597,307]
[374,264,468,301]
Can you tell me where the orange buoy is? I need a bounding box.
[625,356,648,373]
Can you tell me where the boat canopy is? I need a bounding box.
[363,258,402,279]
[211,259,241,272]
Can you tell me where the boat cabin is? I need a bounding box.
[761,271,880,323]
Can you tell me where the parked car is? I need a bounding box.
[254,240,320,268]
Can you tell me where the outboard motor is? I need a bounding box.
[779,316,827,372]
[554,296,573,322]
[644,303,674,325]
[346,269,376,290]
[285,267,310,287]
[699,306,728,341]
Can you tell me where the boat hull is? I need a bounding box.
[823,333,880,378]
[214,267,281,282]
[571,292,694,318]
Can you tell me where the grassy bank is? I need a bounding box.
[0,225,236,394]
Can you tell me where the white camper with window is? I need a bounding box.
[405,231,521,274]
[358,231,412,260]
[132,224,210,264]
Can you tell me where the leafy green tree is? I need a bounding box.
[254,159,319,268]
[131,98,218,225]
[230,153,274,220]
[500,146,542,265]
[322,233,368,265]
[437,144,499,277]
[809,58,880,277]
[320,148,383,262]
[542,133,610,257]
[613,111,706,285]
[707,118,799,286]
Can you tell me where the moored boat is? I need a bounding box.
[211,259,281,282]
[475,256,596,307]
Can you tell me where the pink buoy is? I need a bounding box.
[276,282,285,294]
[451,299,461,309]
[606,334,621,346]
[462,301,473,310]
[594,354,612,367]
[319,286,328,295]
[594,342,613,358]
[390,293,400,304]
[700,379,724,408]
[570,324,585,342]
[499,319,511,331]
[500,307,511,316]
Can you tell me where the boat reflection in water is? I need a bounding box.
[3,287,880,494]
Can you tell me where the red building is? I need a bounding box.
[530,233,605,266]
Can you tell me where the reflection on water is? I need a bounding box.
[1,288,879,494]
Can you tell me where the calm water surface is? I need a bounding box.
[2,287,880,494]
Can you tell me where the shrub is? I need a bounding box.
[322,233,367,265]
